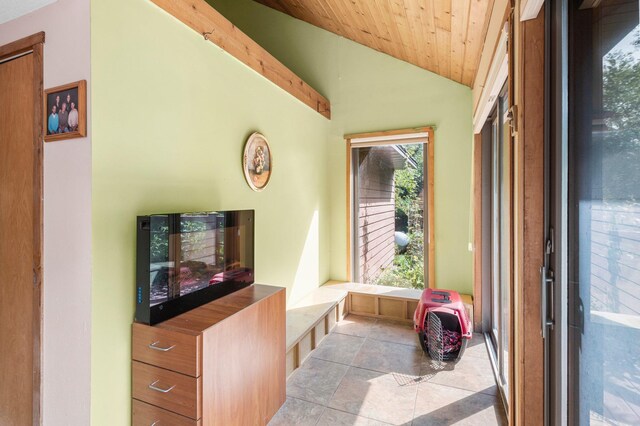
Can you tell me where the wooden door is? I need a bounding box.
[0,34,43,426]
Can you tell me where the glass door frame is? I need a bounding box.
[485,81,512,411]
[546,0,579,424]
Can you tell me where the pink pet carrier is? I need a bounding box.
[413,289,472,362]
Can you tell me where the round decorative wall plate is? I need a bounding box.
[242,132,272,192]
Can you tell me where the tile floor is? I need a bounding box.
[269,315,507,426]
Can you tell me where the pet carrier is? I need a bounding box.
[413,289,472,362]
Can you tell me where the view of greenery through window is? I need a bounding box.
[375,144,425,289]
[602,30,640,202]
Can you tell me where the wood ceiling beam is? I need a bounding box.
[151,0,331,119]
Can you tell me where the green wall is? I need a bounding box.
[91,0,331,423]
[210,0,474,292]
[91,0,472,423]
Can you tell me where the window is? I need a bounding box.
[346,129,435,289]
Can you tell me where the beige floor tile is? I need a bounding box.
[312,332,366,365]
[464,334,490,359]
[287,357,349,405]
[328,367,418,425]
[368,318,421,348]
[268,397,326,426]
[353,338,423,376]
[333,315,378,338]
[421,353,498,396]
[413,381,507,425]
[316,408,392,425]
[282,318,506,426]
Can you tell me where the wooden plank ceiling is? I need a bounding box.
[253,0,495,87]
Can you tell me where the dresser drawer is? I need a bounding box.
[132,361,202,420]
[132,323,201,377]
[132,399,201,426]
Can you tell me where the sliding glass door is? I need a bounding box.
[549,0,640,423]
[568,1,640,423]
[487,83,511,407]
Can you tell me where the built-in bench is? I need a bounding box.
[324,281,473,325]
[285,281,473,377]
[285,286,348,377]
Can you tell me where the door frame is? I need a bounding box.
[345,127,435,287]
[0,32,45,425]
[510,4,548,425]
[483,82,512,411]
[474,4,549,423]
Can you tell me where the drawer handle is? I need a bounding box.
[148,341,176,352]
[150,422,159,426]
[148,380,176,393]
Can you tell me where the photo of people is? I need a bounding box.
[44,80,86,142]
[242,132,272,191]
[46,87,78,135]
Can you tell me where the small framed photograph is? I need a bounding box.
[44,80,86,142]
[242,132,272,191]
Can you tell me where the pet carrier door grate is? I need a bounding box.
[426,311,444,363]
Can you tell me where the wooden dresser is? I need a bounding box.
[131,284,286,426]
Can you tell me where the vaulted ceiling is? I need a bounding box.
[253,0,496,87]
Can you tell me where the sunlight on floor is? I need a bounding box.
[270,315,507,425]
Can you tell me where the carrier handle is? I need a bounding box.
[431,291,451,303]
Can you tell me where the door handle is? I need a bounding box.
[540,266,555,339]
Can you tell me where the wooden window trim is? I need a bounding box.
[345,127,435,288]
[344,127,432,141]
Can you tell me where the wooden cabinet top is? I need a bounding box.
[137,284,284,335]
